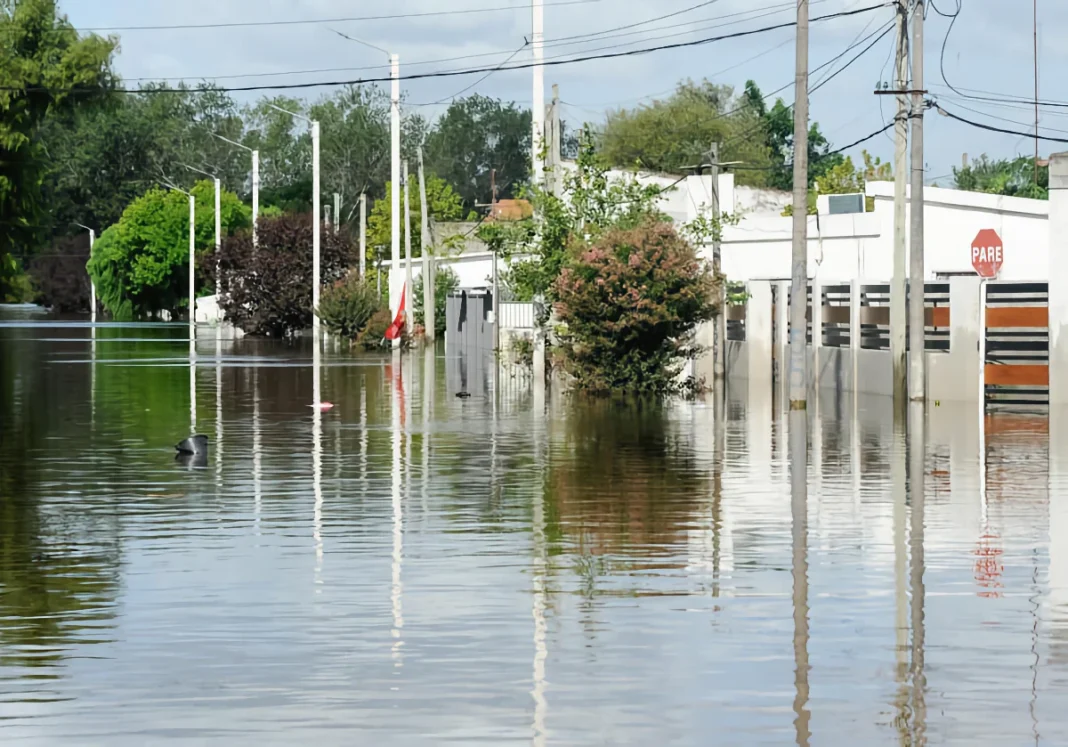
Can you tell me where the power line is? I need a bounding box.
[934,103,1068,144]
[411,44,531,107]
[81,0,601,32]
[4,3,892,95]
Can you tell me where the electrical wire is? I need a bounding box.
[81,0,602,32]
[934,103,1068,144]
[410,44,530,106]
[4,3,892,95]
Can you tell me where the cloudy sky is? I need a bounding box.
[58,0,1068,184]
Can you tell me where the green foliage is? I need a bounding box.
[554,219,718,395]
[87,181,249,320]
[510,335,534,368]
[414,265,459,338]
[424,94,532,208]
[0,0,115,298]
[217,212,354,337]
[783,150,893,216]
[366,176,471,264]
[953,155,1048,199]
[317,273,382,340]
[599,79,773,187]
[28,233,90,311]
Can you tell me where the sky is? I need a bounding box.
[56,0,1068,186]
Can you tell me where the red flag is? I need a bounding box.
[385,283,406,340]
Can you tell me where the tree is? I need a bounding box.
[27,233,90,311]
[87,180,250,320]
[599,79,773,185]
[217,213,355,337]
[424,94,531,208]
[743,80,843,191]
[366,175,472,264]
[953,155,1048,199]
[554,219,718,395]
[0,0,116,299]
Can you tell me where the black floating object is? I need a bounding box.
[455,391,471,399]
[176,434,209,455]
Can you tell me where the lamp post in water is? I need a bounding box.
[212,133,259,248]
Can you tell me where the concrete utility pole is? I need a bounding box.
[359,192,367,279]
[312,119,321,340]
[788,0,810,410]
[403,159,414,337]
[891,0,909,406]
[391,53,402,351]
[909,0,926,402]
[710,143,726,382]
[334,192,341,235]
[547,83,562,196]
[531,0,545,186]
[418,149,434,343]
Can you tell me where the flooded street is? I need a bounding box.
[1,309,1066,745]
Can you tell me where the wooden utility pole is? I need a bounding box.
[710,143,725,382]
[891,0,909,407]
[418,149,435,342]
[908,0,926,403]
[788,0,810,410]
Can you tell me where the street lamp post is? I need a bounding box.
[162,181,196,338]
[74,222,96,322]
[267,103,321,339]
[213,133,259,248]
[183,164,222,301]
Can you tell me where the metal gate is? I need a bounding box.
[983,282,1049,411]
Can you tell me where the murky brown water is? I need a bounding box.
[1,306,1066,744]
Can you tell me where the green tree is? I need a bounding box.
[87,180,250,320]
[366,175,472,264]
[599,79,773,186]
[424,94,531,208]
[742,80,844,191]
[953,155,1048,199]
[0,0,116,299]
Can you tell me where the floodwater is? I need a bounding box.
[1,306,1066,745]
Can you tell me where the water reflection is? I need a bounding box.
[5,312,1068,743]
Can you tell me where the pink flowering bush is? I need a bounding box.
[553,220,718,395]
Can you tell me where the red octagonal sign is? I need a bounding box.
[971,229,1004,279]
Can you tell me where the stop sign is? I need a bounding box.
[971,229,1004,278]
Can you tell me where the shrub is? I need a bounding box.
[29,234,91,313]
[318,273,382,340]
[87,181,250,320]
[553,220,718,395]
[357,307,410,350]
[217,213,355,337]
[414,265,459,339]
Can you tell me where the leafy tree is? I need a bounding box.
[414,265,459,338]
[0,0,116,298]
[27,233,90,312]
[599,79,773,186]
[554,219,718,395]
[424,94,531,208]
[742,80,844,190]
[784,150,893,216]
[953,155,1048,199]
[366,175,472,263]
[87,180,249,320]
[217,212,354,337]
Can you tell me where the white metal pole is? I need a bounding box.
[390,53,402,351]
[359,192,367,279]
[334,192,341,235]
[252,149,260,248]
[88,228,96,323]
[532,0,545,186]
[403,160,414,337]
[189,194,196,338]
[214,178,222,298]
[312,120,322,340]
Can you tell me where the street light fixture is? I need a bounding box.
[212,133,260,248]
[267,102,321,340]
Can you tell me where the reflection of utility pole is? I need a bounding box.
[907,402,927,743]
[789,410,811,747]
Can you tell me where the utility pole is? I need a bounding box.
[403,159,414,337]
[532,0,545,186]
[547,84,562,196]
[252,149,259,248]
[710,143,726,382]
[188,194,196,338]
[788,0,810,411]
[88,228,96,323]
[214,177,221,296]
[324,205,332,232]
[891,0,909,407]
[1034,0,1040,186]
[909,0,926,402]
[359,192,367,279]
[418,149,434,343]
[391,53,402,351]
[312,119,321,341]
[334,192,341,235]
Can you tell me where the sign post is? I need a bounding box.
[971,229,1004,279]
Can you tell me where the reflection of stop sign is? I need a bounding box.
[971,229,1004,278]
